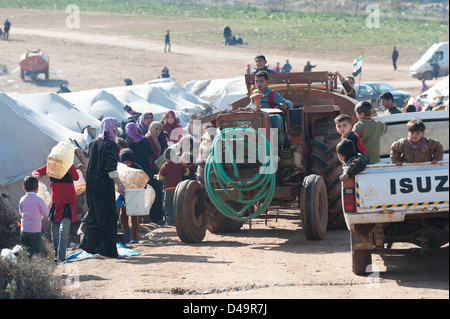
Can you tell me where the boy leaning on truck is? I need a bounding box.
[390,118,444,166]
[336,139,368,183]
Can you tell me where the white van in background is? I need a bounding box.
[409,41,449,80]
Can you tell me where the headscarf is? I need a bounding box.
[147,121,162,152]
[162,110,182,138]
[98,117,118,142]
[125,122,144,144]
[137,112,152,135]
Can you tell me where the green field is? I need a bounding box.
[1,0,448,51]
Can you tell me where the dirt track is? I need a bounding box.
[1,9,448,300]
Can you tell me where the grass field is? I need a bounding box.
[1,0,448,52]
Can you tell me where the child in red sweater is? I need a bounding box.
[155,148,190,225]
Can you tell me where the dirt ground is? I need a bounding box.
[1,9,448,301]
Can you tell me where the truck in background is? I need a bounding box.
[342,111,449,275]
[409,42,449,80]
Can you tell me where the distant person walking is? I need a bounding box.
[3,19,10,40]
[164,30,171,53]
[392,46,399,71]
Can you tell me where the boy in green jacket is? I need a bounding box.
[352,101,387,164]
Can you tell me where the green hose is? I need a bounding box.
[204,127,276,221]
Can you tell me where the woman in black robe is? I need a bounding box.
[79,118,125,258]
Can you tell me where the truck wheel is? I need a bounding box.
[310,116,344,229]
[44,69,49,80]
[173,180,207,243]
[350,231,372,276]
[422,71,433,81]
[300,174,328,240]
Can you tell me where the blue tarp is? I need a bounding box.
[65,242,140,261]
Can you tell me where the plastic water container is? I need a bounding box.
[124,187,155,216]
[117,162,149,190]
[46,140,75,179]
[73,169,86,195]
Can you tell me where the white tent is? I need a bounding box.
[62,89,131,122]
[11,92,101,134]
[0,97,59,186]
[184,76,248,112]
[0,93,86,148]
[105,86,171,123]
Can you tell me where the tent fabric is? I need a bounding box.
[0,97,58,185]
[62,89,131,122]
[184,76,247,112]
[0,93,86,146]
[11,92,101,133]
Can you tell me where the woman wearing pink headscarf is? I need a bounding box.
[162,110,183,144]
[80,117,125,258]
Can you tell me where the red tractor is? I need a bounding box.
[19,49,49,81]
[173,72,357,243]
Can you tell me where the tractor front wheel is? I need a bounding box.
[300,174,328,240]
[173,180,207,243]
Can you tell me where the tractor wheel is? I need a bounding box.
[206,200,243,234]
[173,180,207,243]
[300,174,328,240]
[310,116,345,229]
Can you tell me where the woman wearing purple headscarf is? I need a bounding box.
[137,112,153,135]
[80,117,125,258]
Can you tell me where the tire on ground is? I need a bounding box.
[310,116,345,229]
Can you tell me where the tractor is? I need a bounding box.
[173,71,357,243]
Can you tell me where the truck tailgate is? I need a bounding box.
[354,161,449,214]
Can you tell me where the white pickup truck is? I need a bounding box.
[342,111,449,275]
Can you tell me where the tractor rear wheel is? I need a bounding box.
[173,180,207,243]
[300,174,328,240]
[206,200,244,233]
[310,116,344,229]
